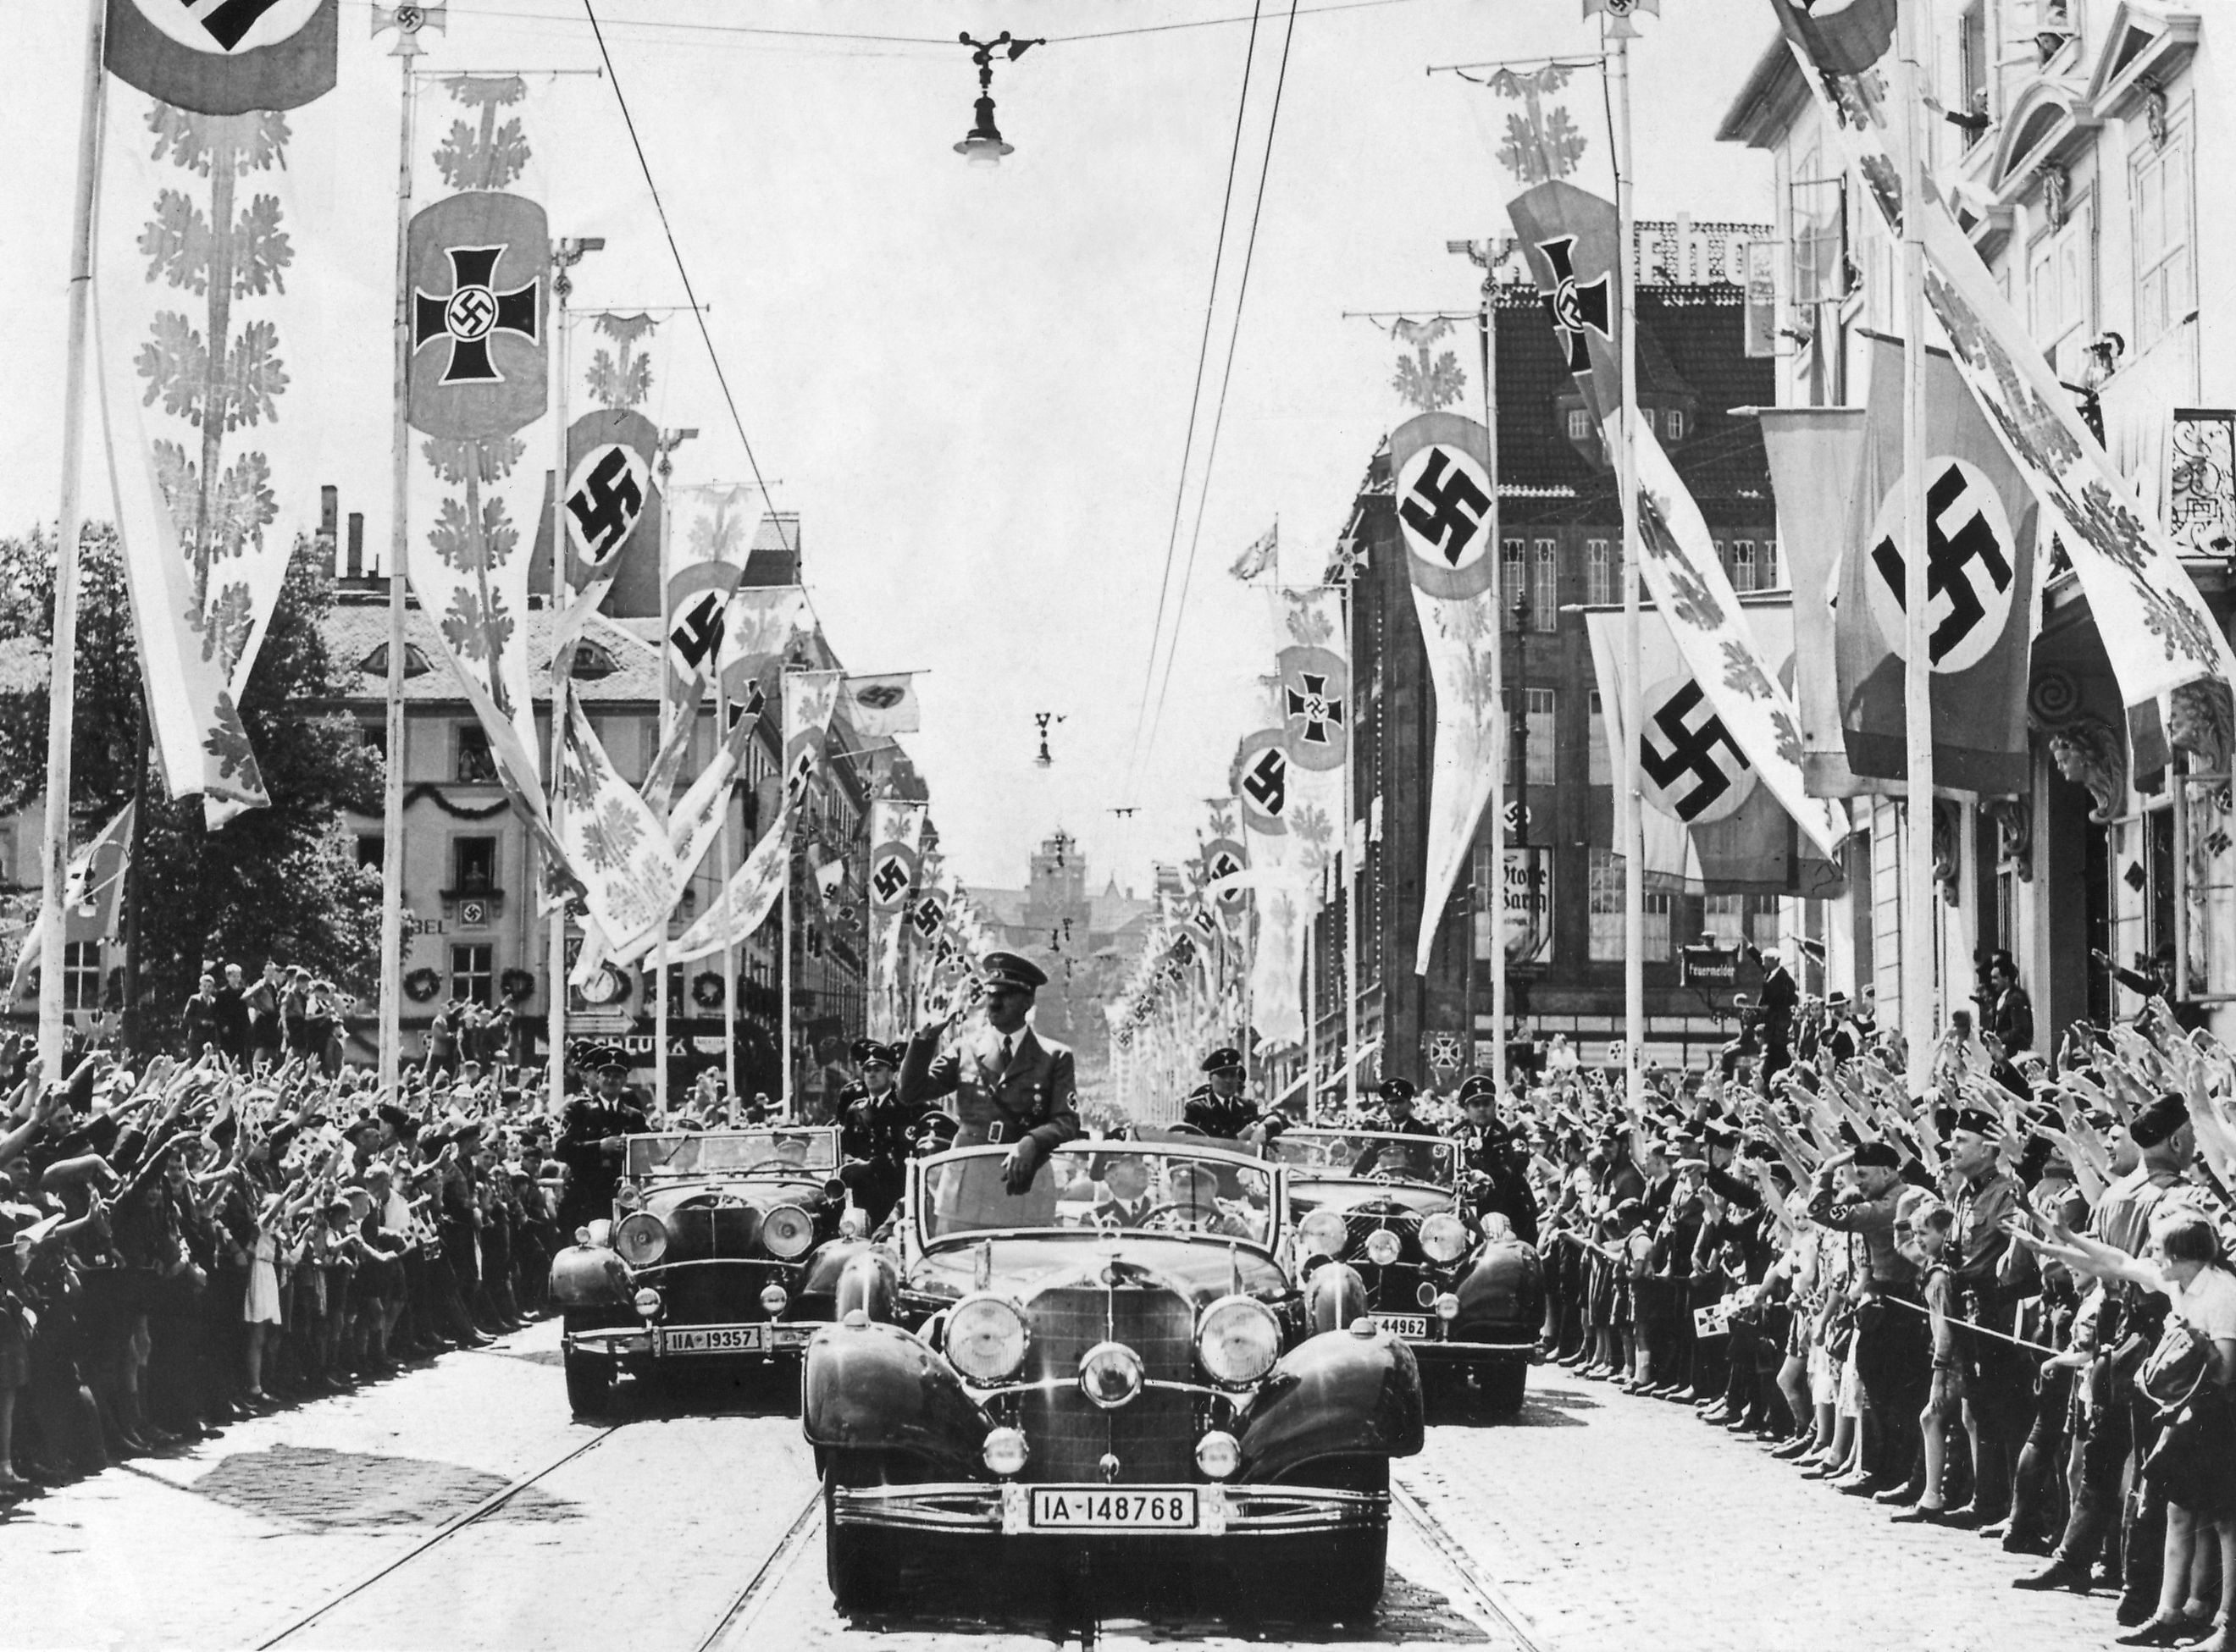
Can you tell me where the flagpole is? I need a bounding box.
[1303,898,1316,1123]
[1611,19,1647,1118]
[1896,0,1936,1090]
[37,0,108,1086]
[718,674,737,1102]
[1343,576,1360,1109]
[780,676,794,1118]
[545,253,578,1119]
[379,48,418,1104]
[1479,246,1508,1103]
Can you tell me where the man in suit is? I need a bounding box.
[899,953,1081,1194]
[1090,1155,1160,1228]
[1746,942,1798,1085]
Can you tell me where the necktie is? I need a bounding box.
[1000,1035,1014,1067]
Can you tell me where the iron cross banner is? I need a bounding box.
[105,0,338,114]
[405,193,549,439]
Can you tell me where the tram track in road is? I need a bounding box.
[250,1424,623,1649]
[690,1483,824,1652]
[1392,1472,1550,1652]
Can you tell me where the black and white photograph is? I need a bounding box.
[0,0,2231,1648]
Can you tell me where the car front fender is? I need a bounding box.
[550,1245,628,1308]
[1304,1260,1369,1334]
[833,1249,901,1323]
[801,1318,987,1476]
[1237,1325,1425,1483]
[1453,1239,1545,1337]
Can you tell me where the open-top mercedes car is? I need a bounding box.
[1269,1129,1542,1417]
[802,1140,1425,1619]
[550,1127,885,1416]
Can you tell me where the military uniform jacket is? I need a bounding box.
[841,1087,928,1169]
[556,1096,651,1218]
[1449,1125,1541,1244]
[899,1024,1082,1162]
[1182,1085,1279,1141]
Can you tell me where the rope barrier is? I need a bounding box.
[1879,1291,2065,1359]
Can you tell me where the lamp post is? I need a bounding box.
[650,424,695,1120]
[1510,582,1530,849]
[954,31,1043,167]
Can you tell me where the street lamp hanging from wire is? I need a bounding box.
[955,30,1043,167]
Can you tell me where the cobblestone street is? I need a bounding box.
[0,1327,2140,1651]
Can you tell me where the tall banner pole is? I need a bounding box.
[780,677,794,1117]
[718,676,737,1102]
[1303,903,1316,1122]
[1611,22,1647,1117]
[1342,579,1360,1108]
[378,52,418,1103]
[36,0,108,1086]
[545,262,574,1118]
[1897,0,1937,1089]
[1479,255,1508,1102]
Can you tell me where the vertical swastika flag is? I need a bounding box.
[105,0,337,115]
[1836,337,2039,795]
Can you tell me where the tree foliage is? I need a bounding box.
[0,526,383,1034]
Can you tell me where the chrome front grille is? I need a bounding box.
[1019,1285,1196,1483]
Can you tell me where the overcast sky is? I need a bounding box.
[3,0,1777,898]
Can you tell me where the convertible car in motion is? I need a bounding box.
[1270,1129,1542,1416]
[802,1140,1425,1618]
[549,1127,881,1415]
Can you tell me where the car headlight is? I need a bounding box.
[633,1286,662,1318]
[982,1427,1030,1476]
[1419,1213,1469,1263]
[761,1204,815,1259]
[1298,1209,1349,1259]
[1194,1430,1241,1478]
[1196,1295,1280,1388]
[1364,1227,1403,1267]
[760,1284,789,1316]
[946,1293,1029,1384]
[614,1213,667,1267]
[1078,1340,1144,1410]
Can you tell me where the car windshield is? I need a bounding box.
[626,1129,838,1179]
[1265,1129,1457,1188]
[918,1144,1276,1246]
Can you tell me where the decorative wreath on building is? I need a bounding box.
[691,970,726,1011]
[500,968,537,1005]
[403,967,443,1003]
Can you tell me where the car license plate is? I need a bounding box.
[1372,1313,1429,1338]
[661,1324,767,1355]
[1027,1487,1200,1532]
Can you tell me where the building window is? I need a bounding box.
[1746,893,1781,953]
[1500,539,1525,630]
[1585,538,1616,605]
[1566,407,1592,440]
[451,943,494,1005]
[1957,2,1989,146]
[2132,109,2194,352]
[1763,539,1780,588]
[1589,849,1671,962]
[357,835,384,870]
[63,941,102,1012]
[1728,539,1758,593]
[1663,409,1685,442]
[1587,690,1611,786]
[1525,688,1558,785]
[456,724,496,783]
[451,837,496,894]
[1530,539,1559,630]
[1702,893,1744,948]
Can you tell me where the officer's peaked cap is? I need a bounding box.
[1200,1047,1243,1075]
[981,952,1048,991]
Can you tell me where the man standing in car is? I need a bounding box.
[1183,1047,1282,1141]
[900,953,1080,1194]
[838,1041,923,1227]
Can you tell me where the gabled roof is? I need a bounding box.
[320,599,666,706]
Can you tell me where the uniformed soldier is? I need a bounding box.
[838,1041,923,1228]
[1182,1047,1283,1141]
[834,1038,881,1116]
[555,1044,651,1236]
[899,953,1082,1194]
[1351,1078,1442,1176]
[1450,1075,1540,1244]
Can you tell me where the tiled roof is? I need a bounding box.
[319,599,665,706]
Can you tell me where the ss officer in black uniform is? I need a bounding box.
[555,1043,651,1237]
[1450,1075,1540,1243]
[838,1041,924,1228]
[1182,1047,1286,1141]
[1351,1078,1443,1176]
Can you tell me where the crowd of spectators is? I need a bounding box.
[1449,968,2236,1652]
[0,1029,584,1500]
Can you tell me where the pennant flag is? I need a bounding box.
[815,858,845,902]
[867,800,925,1042]
[8,805,135,1005]
[1508,180,1844,865]
[718,583,809,723]
[1837,337,2040,794]
[1229,522,1279,582]
[540,406,659,622]
[402,78,552,789]
[672,802,795,963]
[1768,0,2236,726]
[1758,406,1871,798]
[840,673,922,739]
[558,689,683,962]
[105,0,338,116]
[1386,412,1503,974]
[1202,834,1248,911]
[1587,601,1847,895]
[663,484,759,704]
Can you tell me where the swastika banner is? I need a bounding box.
[105,0,337,117]
[867,800,926,1040]
[1836,337,2040,795]
[1759,406,1873,798]
[1390,412,1504,976]
[1586,599,1849,897]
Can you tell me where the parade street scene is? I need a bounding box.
[3,0,2236,1648]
